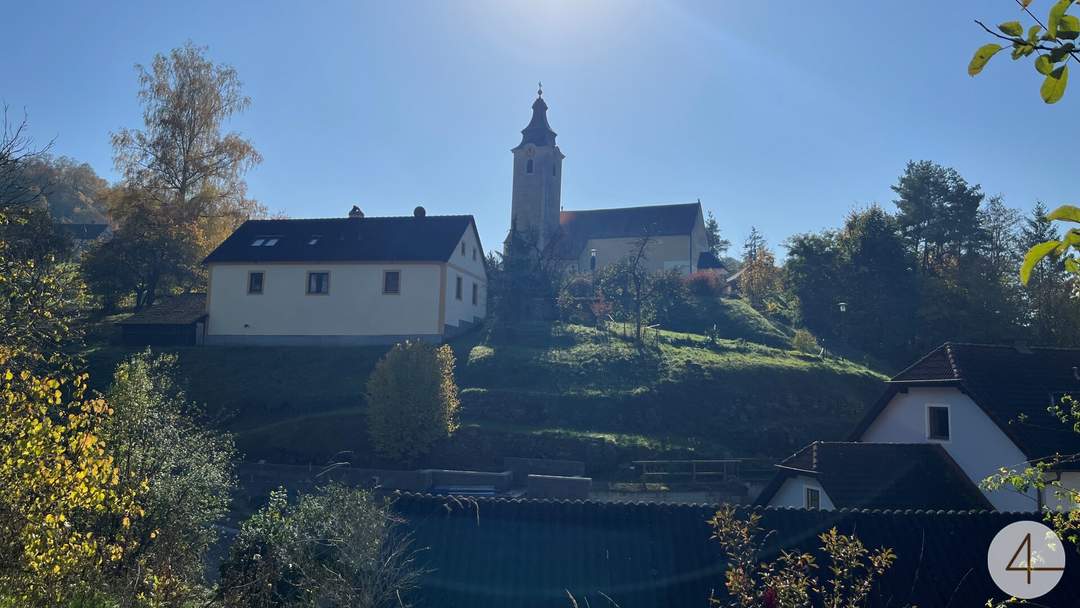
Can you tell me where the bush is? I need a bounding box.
[685,271,723,298]
[556,274,597,324]
[218,485,420,608]
[366,341,460,461]
[100,350,235,605]
[791,328,820,354]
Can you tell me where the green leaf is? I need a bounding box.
[1067,258,1080,273]
[1059,14,1080,39]
[969,44,1003,76]
[1029,24,1044,43]
[1041,65,1069,103]
[1046,204,1080,223]
[1021,241,1061,284]
[1048,0,1075,37]
[1036,55,1055,74]
[999,20,1024,36]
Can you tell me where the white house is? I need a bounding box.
[756,441,991,511]
[202,206,487,345]
[847,343,1080,512]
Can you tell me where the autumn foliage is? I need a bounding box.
[366,341,460,462]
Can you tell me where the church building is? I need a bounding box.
[506,86,718,275]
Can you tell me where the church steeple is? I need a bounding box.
[507,83,564,252]
[518,82,557,148]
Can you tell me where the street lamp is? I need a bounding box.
[838,301,847,314]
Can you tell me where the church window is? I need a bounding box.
[526,159,533,174]
[553,164,557,177]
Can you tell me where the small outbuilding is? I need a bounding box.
[118,293,207,346]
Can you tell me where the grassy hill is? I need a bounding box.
[83,322,886,476]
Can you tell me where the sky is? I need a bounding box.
[4,0,1077,254]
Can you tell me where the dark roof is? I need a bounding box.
[118,293,207,326]
[516,92,557,148]
[555,202,702,259]
[851,343,1080,467]
[696,251,726,270]
[755,442,992,511]
[203,215,477,264]
[390,492,1078,608]
[56,223,109,240]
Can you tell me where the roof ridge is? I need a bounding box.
[561,202,701,214]
[245,214,474,223]
[944,342,962,379]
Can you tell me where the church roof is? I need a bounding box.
[203,214,479,264]
[555,202,702,258]
[517,89,557,148]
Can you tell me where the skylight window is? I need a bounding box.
[251,238,265,246]
[308,236,321,245]
[263,238,279,246]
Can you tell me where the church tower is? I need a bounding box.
[507,84,564,252]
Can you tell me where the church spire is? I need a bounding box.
[518,83,557,148]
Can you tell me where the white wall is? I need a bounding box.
[1043,472,1080,511]
[207,262,443,340]
[768,474,836,510]
[444,225,488,328]
[860,387,1037,512]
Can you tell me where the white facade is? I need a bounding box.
[858,387,1080,512]
[206,227,486,345]
[767,474,836,511]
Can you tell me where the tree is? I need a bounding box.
[82,187,200,310]
[18,155,108,223]
[0,109,87,370]
[969,0,1080,104]
[892,160,984,275]
[218,485,421,608]
[705,210,730,256]
[110,42,263,304]
[366,341,460,462]
[98,350,235,606]
[739,229,783,313]
[595,232,659,342]
[0,360,141,606]
[1018,203,1080,345]
[709,506,895,608]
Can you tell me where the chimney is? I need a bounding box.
[348,205,364,219]
[413,205,426,218]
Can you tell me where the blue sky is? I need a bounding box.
[5,1,1076,253]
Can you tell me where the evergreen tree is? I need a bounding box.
[704,210,730,256]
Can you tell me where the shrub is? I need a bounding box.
[648,270,692,327]
[557,274,596,324]
[366,341,460,461]
[100,350,235,606]
[218,485,420,608]
[685,271,723,298]
[791,328,819,354]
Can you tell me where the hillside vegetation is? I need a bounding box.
[84,322,886,476]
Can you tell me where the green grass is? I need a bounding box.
[83,322,887,475]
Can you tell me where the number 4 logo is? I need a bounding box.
[1005,532,1066,585]
[989,521,1067,599]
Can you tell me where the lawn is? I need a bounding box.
[83,322,887,475]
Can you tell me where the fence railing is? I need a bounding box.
[632,459,774,484]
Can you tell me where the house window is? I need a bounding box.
[307,272,330,295]
[927,405,950,441]
[455,276,463,300]
[472,282,478,305]
[472,247,477,261]
[461,242,466,256]
[805,487,821,510]
[526,159,534,174]
[553,164,557,177]
[383,270,400,294]
[248,271,264,294]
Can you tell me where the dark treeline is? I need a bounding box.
[783,160,1078,368]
